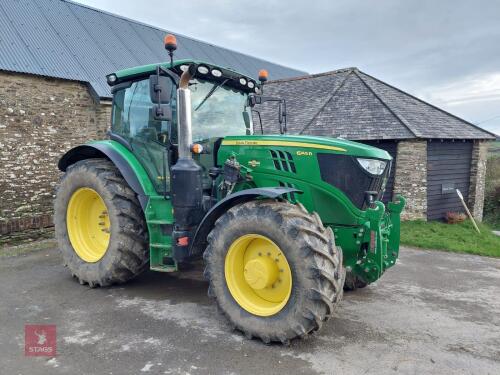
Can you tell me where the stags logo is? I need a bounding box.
[25,325,56,356]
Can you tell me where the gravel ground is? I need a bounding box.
[1,244,499,375]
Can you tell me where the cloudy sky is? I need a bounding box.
[75,0,500,136]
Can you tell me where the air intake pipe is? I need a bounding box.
[170,64,204,263]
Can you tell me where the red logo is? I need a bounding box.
[25,325,56,356]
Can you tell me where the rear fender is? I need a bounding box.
[58,140,157,210]
[189,187,301,256]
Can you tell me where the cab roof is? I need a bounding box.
[108,59,259,94]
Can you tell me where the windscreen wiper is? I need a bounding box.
[194,79,229,111]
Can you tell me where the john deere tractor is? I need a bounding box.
[55,35,405,344]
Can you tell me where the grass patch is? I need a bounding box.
[488,140,500,158]
[484,154,500,228]
[400,220,500,258]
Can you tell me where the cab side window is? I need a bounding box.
[111,79,175,193]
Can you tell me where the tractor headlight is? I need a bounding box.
[197,66,209,74]
[107,74,117,84]
[356,158,387,175]
[211,69,222,77]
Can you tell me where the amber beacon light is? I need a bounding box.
[164,34,177,51]
[258,69,269,83]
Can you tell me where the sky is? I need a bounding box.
[74,0,500,136]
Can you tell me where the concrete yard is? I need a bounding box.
[1,243,499,375]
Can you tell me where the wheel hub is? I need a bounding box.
[224,234,292,316]
[244,257,279,290]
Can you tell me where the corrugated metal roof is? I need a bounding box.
[0,0,305,98]
[257,68,496,140]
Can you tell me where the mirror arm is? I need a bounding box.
[248,94,285,135]
[282,99,287,134]
[155,66,162,107]
[157,65,180,86]
[252,109,264,135]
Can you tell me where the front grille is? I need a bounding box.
[317,153,389,209]
[278,181,297,203]
[269,150,296,173]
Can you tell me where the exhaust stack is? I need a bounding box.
[177,67,195,159]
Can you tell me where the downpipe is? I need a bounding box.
[170,65,204,263]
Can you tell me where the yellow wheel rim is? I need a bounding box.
[66,187,110,263]
[225,234,292,316]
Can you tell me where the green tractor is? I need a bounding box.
[55,35,405,344]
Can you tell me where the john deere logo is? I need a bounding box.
[296,151,313,156]
[248,160,260,167]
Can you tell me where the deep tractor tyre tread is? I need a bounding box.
[54,158,148,287]
[343,271,368,291]
[203,199,344,344]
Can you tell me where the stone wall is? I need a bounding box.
[393,140,427,220]
[468,140,490,221]
[0,71,111,237]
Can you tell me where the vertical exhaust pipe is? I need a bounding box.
[170,64,204,263]
[177,66,195,159]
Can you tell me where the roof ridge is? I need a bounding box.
[357,71,498,139]
[298,69,355,135]
[354,70,419,138]
[62,0,305,75]
[268,67,358,84]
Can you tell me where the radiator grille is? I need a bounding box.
[269,150,296,173]
[278,181,297,203]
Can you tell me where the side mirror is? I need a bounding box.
[150,105,172,122]
[242,111,251,134]
[247,94,262,107]
[150,74,173,104]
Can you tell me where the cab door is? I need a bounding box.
[111,78,176,193]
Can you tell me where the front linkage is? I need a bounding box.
[354,195,406,283]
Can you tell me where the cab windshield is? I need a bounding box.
[189,79,253,142]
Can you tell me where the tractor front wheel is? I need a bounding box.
[54,158,148,287]
[203,200,344,344]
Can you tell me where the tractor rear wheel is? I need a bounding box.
[203,200,344,344]
[54,158,148,287]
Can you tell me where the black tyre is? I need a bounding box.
[203,200,344,344]
[54,158,148,287]
[343,271,368,291]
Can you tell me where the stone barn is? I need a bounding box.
[0,0,304,241]
[256,68,496,220]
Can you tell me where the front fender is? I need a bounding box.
[58,140,157,209]
[189,187,301,256]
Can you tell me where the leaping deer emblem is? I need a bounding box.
[34,330,47,345]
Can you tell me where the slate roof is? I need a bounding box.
[257,68,496,140]
[0,0,305,98]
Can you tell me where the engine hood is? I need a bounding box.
[221,135,392,160]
